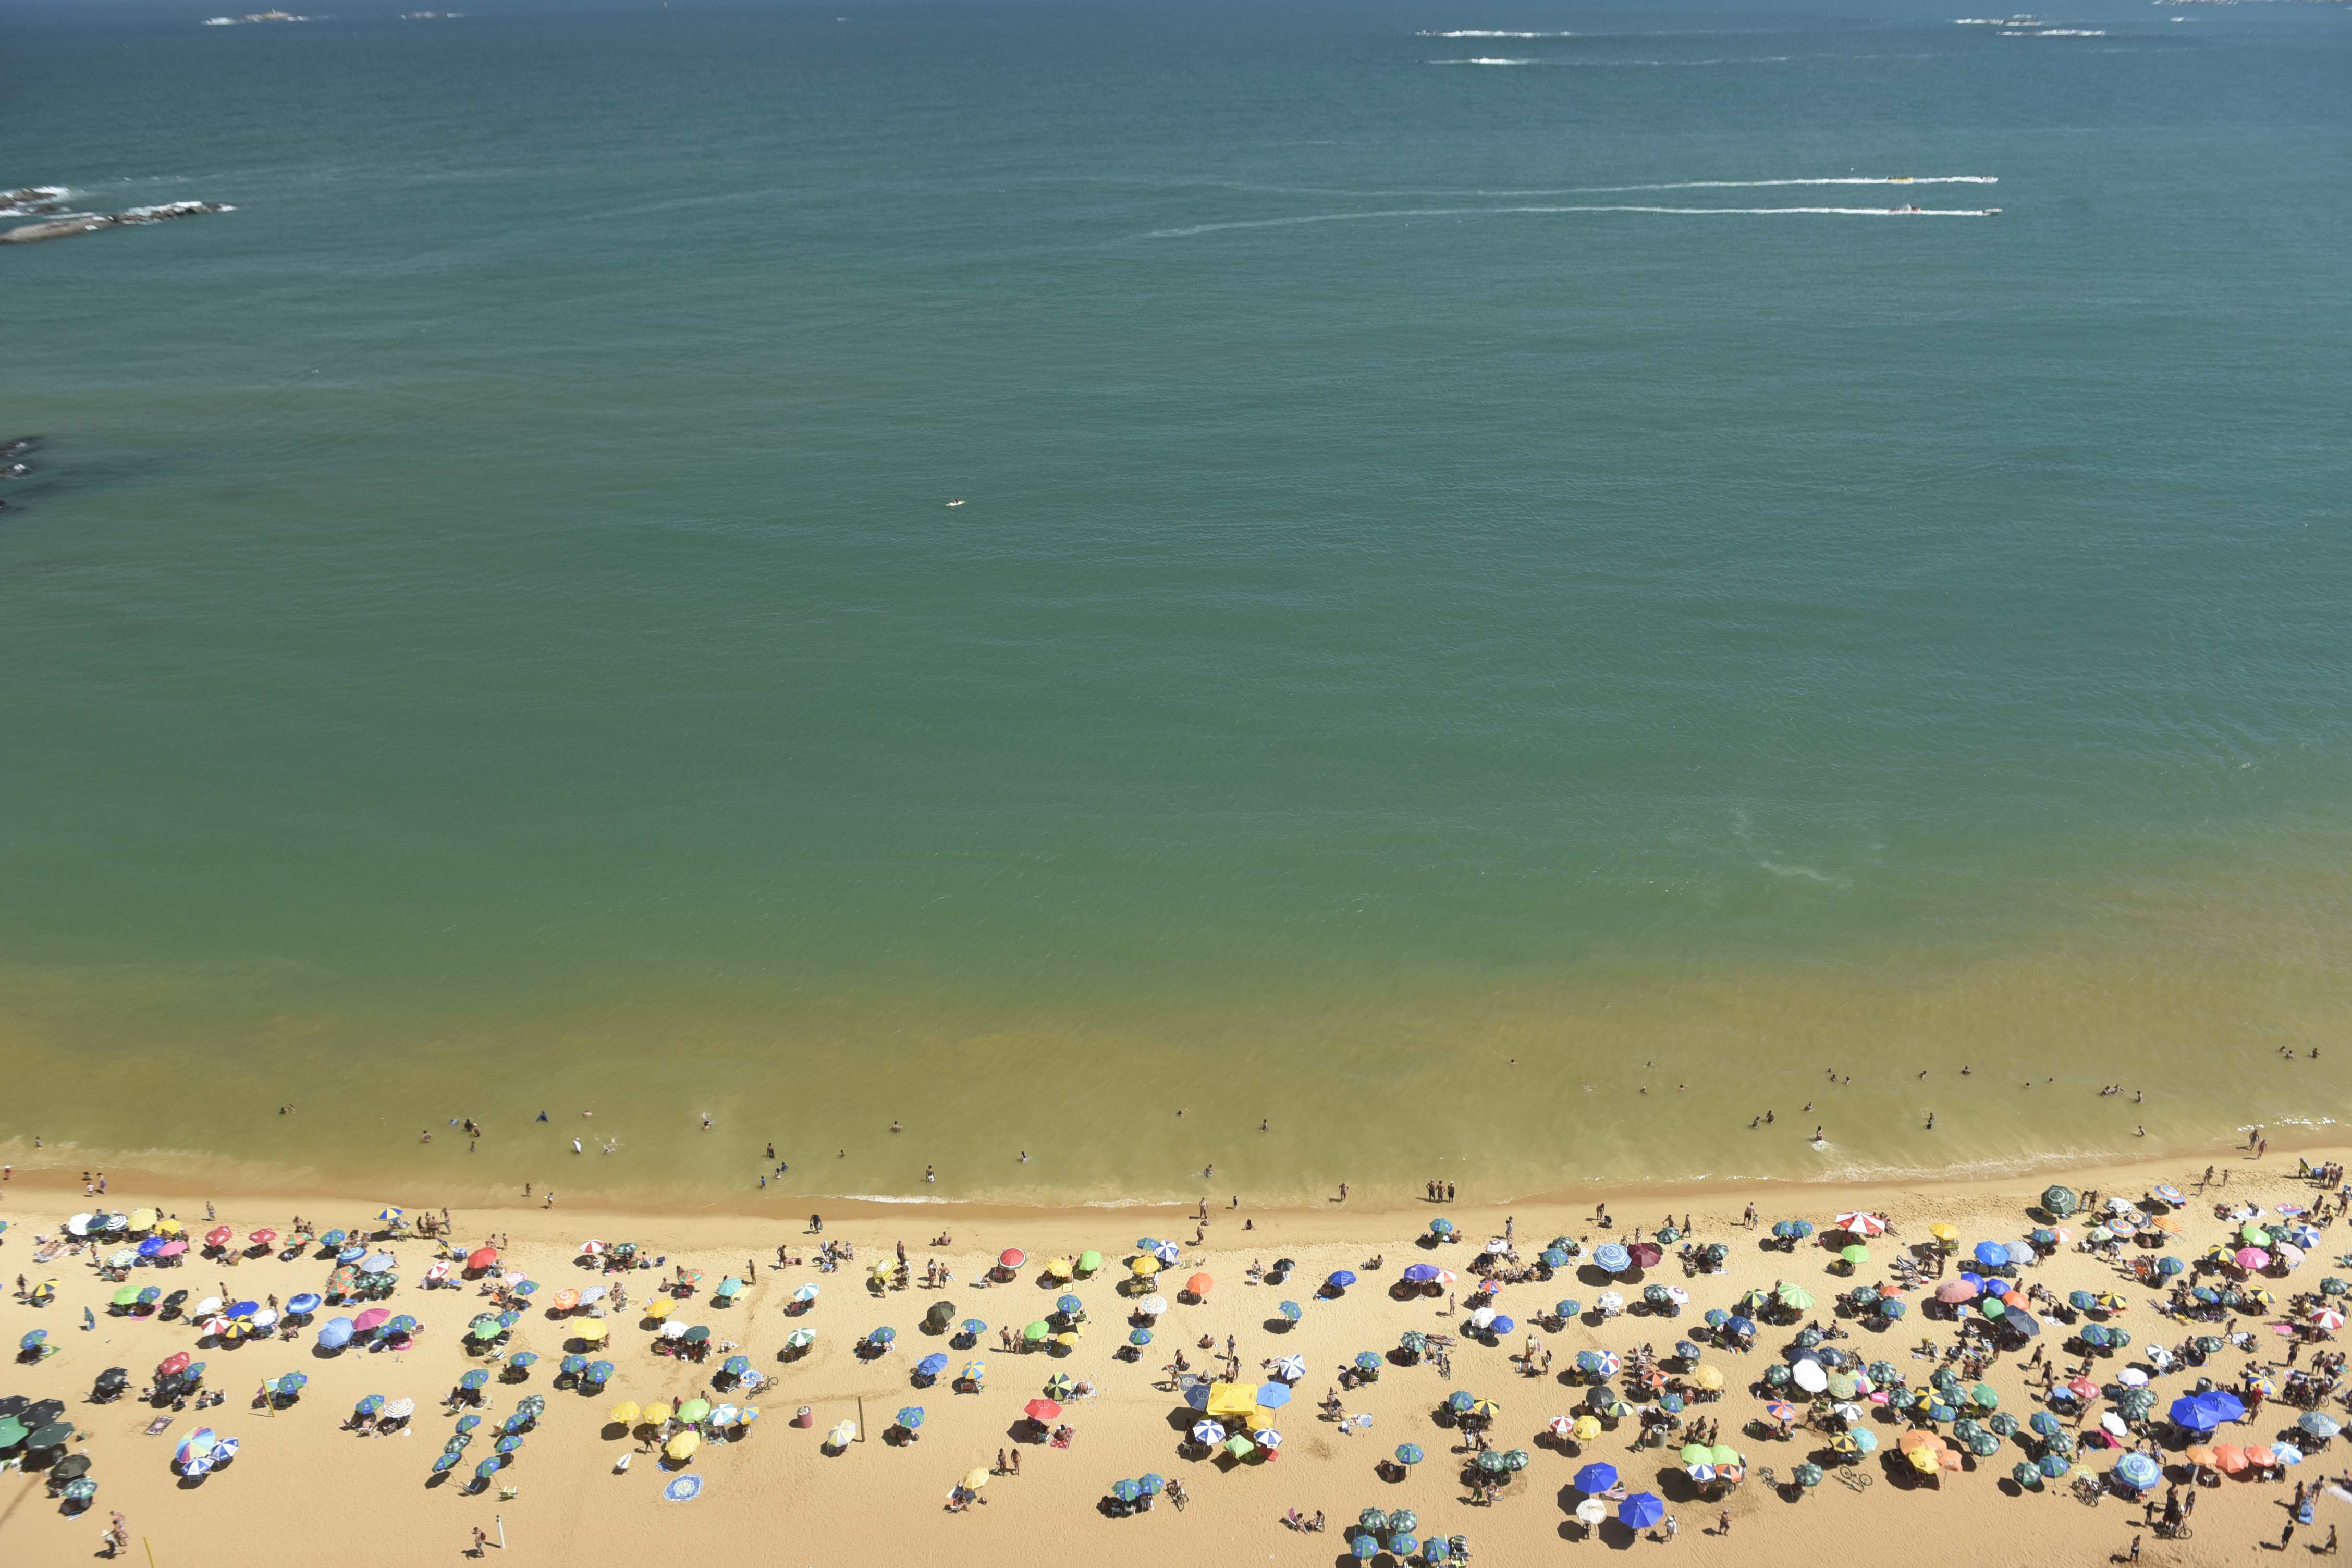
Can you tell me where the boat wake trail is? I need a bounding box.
[1144,205,2001,239]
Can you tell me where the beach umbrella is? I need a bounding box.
[892,1406,925,1431]
[1574,1461,1619,1494]
[1257,1381,1291,1407]
[913,1352,948,1378]
[1191,1419,1227,1445]
[2113,1452,2160,1491]
[2301,1412,2341,1439]
[1591,1243,1631,1274]
[1392,1442,1425,1467]
[1136,1295,1168,1317]
[1770,1220,1814,1241]
[1326,1270,1357,1290]
[1619,1493,1665,1529]
[998,1250,1025,1271]
[785,1328,815,1351]
[665,1431,700,1462]
[584,1361,614,1384]
[1024,1397,1061,1424]
[676,1397,712,1424]
[1777,1284,1814,1310]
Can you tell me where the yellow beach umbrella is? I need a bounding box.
[574,1320,608,1342]
[1571,1415,1602,1441]
[641,1401,672,1426]
[1693,1365,1724,1391]
[1907,1446,1939,1474]
[644,1300,675,1321]
[1044,1257,1074,1279]
[828,1420,858,1448]
[1928,1222,1959,1242]
[1053,1331,1080,1349]
[609,1401,641,1426]
[155,1218,184,1235]
[130,1208,157,1232]
[665,1430,700,1462]
[962,1467,990,1490]
[1130,1257,1159,1277]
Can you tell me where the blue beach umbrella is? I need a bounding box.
[1279,1301,1302,1322]
[430,1451,462,1474]
[1619,1493,1665,1529]
[1429,1219,1455,1236]
[456,1414,482,1432]
[1056,1295,1083,1316]
[914,1353,948,1377]
[1395,1443,1424,1466]
[1128,1328,1153,1346]
[459,1370,489,1390]
[475,1458,503,1481]
[1574,1462,1619,1494]
[1592,1244,1632,1275]
[2113,1452,2160,1491]
[1327,1270,1357,1290]
[1555,1299,1582,1319]
[1974,1242,2011,1269]
[1138,1473,1165,1495]
[585,1361,614,1383]
[1111,1479,1144,1503]
[1403,1264,1440,1284]
[959,1319,986,1336]
[560,1355,589,1376]
[895,1407,924,1429]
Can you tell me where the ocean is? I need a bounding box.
[5,0,2349,1208]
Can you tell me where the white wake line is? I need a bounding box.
[1146,205,2000,239]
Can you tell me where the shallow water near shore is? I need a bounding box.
[4,0,2350,1206]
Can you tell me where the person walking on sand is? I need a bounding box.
[1717,1510,1731,1538]
[469,1525,489,1557]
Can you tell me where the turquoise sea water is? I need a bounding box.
[5,0,2350,1205]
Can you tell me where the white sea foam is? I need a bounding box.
[1147,204,2000,239]
[822,1193,952,1205]
[1585,176,1997,191]
[1417,30,1574,38]
[1434,56,1795,67]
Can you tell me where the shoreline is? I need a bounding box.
[2,1122,2319,1228]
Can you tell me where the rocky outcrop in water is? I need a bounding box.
[1,201,230,246]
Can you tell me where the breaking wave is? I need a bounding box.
[1146,204,2001,239]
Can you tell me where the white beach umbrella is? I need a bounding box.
[1792,1360,1829,1394]
[1275,1355,1306,1382]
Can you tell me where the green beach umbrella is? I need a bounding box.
[1776,1284,1814,1310]
[1840,1245,1869,1266]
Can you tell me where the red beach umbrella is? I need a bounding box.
[249,1229,278,1247]
[998,1250,1026,1270]
[1023,1398,1061,1424]
[157,1352,191,1378]
[466,1247,500,1272]
[204,1227,233,1248]
[1186,1273,1215,1300]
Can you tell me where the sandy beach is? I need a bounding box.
[5,1140,2349,1566]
